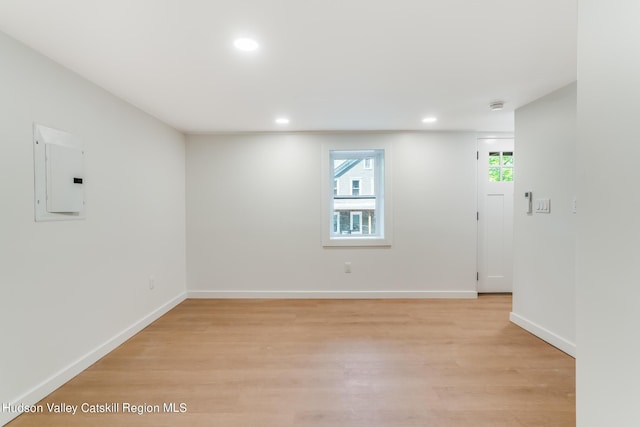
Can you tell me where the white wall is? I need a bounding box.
[511,83,577,356]
[0,32,186,424]
[577,1,640,425]
[186,132,477,297]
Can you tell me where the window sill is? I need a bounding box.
[322,236,392,248]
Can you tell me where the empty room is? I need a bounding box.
[1,1,638,426]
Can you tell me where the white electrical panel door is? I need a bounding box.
[33,123,85,221]
[46,143,84,213]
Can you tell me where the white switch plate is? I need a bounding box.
[535,198,551,214]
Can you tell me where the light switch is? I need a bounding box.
[535,198,551,214]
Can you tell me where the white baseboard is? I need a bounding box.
[510,311,576,358]
[187,290,478,299]
[1,292,187,427]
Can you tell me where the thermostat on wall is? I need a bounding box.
[33,123,85,221]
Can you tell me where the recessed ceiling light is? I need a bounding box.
[489,101,504,111]
[422,117,438,124]
[234,38,259,52]
[275,117,290,125]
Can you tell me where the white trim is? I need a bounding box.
[509,312,576,358]
[1,292,187,426]
[322,142,393,247]
[188,290,477,299]
[332,212,340,233]
[476,133,514,140]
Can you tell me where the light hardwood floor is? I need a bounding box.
[9,295,575,426]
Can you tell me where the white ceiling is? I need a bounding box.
[0,0,577,133]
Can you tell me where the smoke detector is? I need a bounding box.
[489,101,505,111]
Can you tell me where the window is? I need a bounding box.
[489,151,514,182]
[351,179,361,196]
[322,145,392,246]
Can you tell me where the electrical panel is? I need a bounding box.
[34,124,85,221]
[46,143,84,213]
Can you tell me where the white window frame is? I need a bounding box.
[350,178,361,196]
[322,141,392,247]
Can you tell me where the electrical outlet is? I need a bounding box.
[344,262,352,273]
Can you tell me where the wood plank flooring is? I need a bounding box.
[8,295,575,426]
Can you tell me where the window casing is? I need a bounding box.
[322,146,391,247]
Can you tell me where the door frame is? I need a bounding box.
[476,135,514,293]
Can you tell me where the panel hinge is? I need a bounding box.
[477,272,479,281]
[476,151,479,160]
[476,211,479,221]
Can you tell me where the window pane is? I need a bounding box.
[489,167,500,182]
[502,152,514,166]
[351,180,360,196]
[351,212,361,233]
[489,152,500,166]
[339,211,349,234]
[329,149,384,240]
[502,168,514,181]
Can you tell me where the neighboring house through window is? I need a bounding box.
[322,145,392,246]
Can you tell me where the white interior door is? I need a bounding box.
[477,138,514,293]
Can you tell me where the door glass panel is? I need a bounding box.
[489,167,500,182]
[489,152,500,166]
[488,151,514,182]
